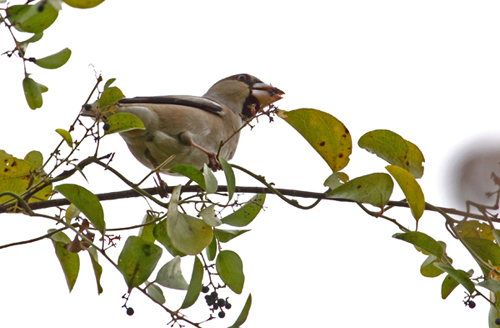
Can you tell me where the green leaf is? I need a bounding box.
[489,299,500,328]
[22,32,44,44]
[216,250,244,294]
[168,212,213,255]
[463,237,500,275]
[326,173,393,209]
[441,273,460,299]
[170,164,206,189]
[420,254,444,278]
[23,77,43,109]
[386,165,425,220]
[199,204,222,226]
[99,86,125,107]
[88,246,103,294]
[103,78,116,90]
[54,184,105,234]
[138,213,157,243]
[216,229,250,243]
[146,283,166,304]
[37,82,48,93]
[34,48,71,69]
[206,234,217,261]
[457,220,494,241]
[435,263,475,294]
[221,194,266,227]
[62,0,105,9]
[55,128,73,147]
[117,236,162,292]
[153,219,186,257]
[393,231,444,258]
[358,129,425,178]
[324,172,349,190]
[24,150,43,168]
[6,3,59,33]
[478,278,500,294]
[180,256,204,309]
[65,203,81,222]
[220,157,236,201]
[49,230,80,292]
[278,108,352,172]
[104,112,145,135]
[406,141,425,179]
[155,256,189,290]
[229,294,252,328]
[203,164,218,193]
[167,186,213,255]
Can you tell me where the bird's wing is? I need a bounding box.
[118,95,224,116]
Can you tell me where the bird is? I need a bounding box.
[82,74,284,177]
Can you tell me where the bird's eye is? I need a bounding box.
[237,74,247,81]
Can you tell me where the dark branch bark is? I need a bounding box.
[0,184,485,221]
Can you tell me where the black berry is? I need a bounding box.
[202,286,210,293]
[210,291,218,299]
[103,123,110,131]
[218,310,225,318]
[126,307,134,316]
[84,104,92,111]
[468,301,476,309]
[217,298,226,307]
[205,295,215,306]
[495,318,500,325]
[225,302,232,309]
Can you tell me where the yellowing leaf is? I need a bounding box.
[104,112,145,135]
[359,130,425,178]
[34,48,71,69]
[326,173,393,209]
[278,108,352,172]
[63,0,105,9]
[0,150,51,204]
[56,128,73,147]
[99,86,125,107]
[167,186,213,255]
[386,165,425,220]
[49,230,80,292]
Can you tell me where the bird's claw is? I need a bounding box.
[207,153,222,172]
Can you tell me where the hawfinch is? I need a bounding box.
[84,74,284,174]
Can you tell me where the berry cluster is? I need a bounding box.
[202,286,232,318]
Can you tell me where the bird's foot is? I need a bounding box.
[155,172,169,198]
[207,153,222,172]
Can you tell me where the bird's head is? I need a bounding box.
[203,73,284,119]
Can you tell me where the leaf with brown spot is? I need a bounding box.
[278,108,352,172]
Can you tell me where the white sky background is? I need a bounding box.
[1,0,500,327]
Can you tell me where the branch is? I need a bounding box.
[0,184,491,222]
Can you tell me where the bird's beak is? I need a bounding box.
[251,82,285,107]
